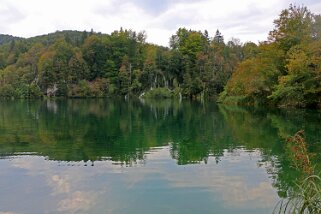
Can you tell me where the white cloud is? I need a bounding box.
[57,191,98,213]
[159,149,278,208]
[50,175,71,195]
[4,146,281,213]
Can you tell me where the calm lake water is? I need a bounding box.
[0,99,320,214]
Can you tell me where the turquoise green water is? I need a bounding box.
[0,99,320,214]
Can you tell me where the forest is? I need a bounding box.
[0,4,320,108]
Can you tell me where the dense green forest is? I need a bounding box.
[0,4,320,108]
[0,27,242,99]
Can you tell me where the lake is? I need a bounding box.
[0,99,320,214]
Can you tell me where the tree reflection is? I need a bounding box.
[0,99,320,198]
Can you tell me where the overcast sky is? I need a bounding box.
[0,0,321,46]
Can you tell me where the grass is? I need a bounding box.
[274,130,321,214]
[274,175,321,213]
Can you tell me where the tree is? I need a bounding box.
[82,35,109,80]
[269,4,313,51]
[38,51,56,93]
[269,43,321,107]
[68,49,90,83]
[213,29,224,44]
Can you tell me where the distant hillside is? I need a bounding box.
[0,34,21,45]
[0,30,92,47]
[27,30,96,47]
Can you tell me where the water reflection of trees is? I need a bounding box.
[218,105,321,198]
[0,100,212,163]
[0,100,320,192]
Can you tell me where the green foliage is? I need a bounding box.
[0,84,16,98]
[15,83,42,98]
[1,4,319,106]
[222,4,321,108]
[68,78,110,98]
[269,43,321,108]
[82,35,109,80]
[242,42,259,59]
[275,175,321,214]
[220,56,278,105]
[218,93,250,105]
[69,80,91,97]
[274,131,321,214]
[0,27,244,99]
[143,88,173,99]
[169,28,242,98]
[269,4,313,52]
[0,34,21,45]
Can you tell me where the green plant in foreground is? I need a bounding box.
[274,130,321,214]
[275,175,321,213]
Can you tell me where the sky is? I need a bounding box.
[0,0,321,46]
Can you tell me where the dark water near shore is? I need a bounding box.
[0,99,320,214]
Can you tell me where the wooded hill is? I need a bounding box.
[0,4,320,108]
[0,27,244,99]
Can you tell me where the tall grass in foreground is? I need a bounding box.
[274,130,321,214]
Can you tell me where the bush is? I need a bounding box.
[15,84,43,98]
[143,88,173,99]
[68,78,110,98]
[28,84,43,98]
[0,84,16,98]
[56,82,68,97]
[68,80,90,97]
